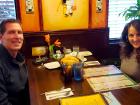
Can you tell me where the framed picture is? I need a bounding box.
[26,0,34,13]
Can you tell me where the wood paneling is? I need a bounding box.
[22,28,109,59]
[90,0,107,28]
[19,0,40,31]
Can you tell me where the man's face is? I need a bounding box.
[0,23,24,51]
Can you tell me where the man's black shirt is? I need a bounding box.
[0,44,30,105]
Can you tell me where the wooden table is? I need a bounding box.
[27,58,140,105]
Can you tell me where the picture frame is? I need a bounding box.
[25,0,34,14]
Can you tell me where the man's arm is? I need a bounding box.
[0,68,12,105]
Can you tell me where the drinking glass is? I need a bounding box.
[73,63,83,81]
[72,46,79,56]
[63,48,72,55]
[61,64,72,82]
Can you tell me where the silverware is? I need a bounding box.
[48,91,71,100]
[40,89,74,96]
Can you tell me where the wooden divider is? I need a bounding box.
[22,28,109,59]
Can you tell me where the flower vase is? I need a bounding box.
[49,44,54,58]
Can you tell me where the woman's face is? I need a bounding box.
[128,26,140,49]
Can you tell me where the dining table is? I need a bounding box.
[27,55,140,105]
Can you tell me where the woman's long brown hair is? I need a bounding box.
[121,19,140,64]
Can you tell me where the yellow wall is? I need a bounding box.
[20,0,107,31]
[19,0,40,31]
[42,0,89,31]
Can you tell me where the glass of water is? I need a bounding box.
[72,45,79,56]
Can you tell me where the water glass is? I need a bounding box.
[72,46,79,56]
[63,48,72,55]
[73,46,79,52]
[73,63,83,81]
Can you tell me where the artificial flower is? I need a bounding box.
[44,34,50,45]
[44,34,62,58]
[54,39,61,47]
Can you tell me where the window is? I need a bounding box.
[108,0,137,39]
[0,0,16,23]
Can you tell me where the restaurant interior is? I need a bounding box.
[1,0,140,105]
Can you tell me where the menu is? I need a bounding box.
[83,65,122,78]
[102,92,121,105]
[60,94,107,105]
[87,74,136,92]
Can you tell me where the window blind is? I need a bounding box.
[0,0,16,23]
[108,0,137,39]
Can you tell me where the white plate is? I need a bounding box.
[44,61,60,69]
[78,51,92,56]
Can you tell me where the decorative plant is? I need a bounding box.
[44,34,62,57]
[119,0,140,20]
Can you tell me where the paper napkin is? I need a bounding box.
[45,88,74,100]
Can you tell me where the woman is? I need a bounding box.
[120,19,140,82]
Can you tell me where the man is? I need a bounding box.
[0,19,30,105]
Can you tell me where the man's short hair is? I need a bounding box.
[0,19,21,35]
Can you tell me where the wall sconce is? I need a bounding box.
[26,0,34,14]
